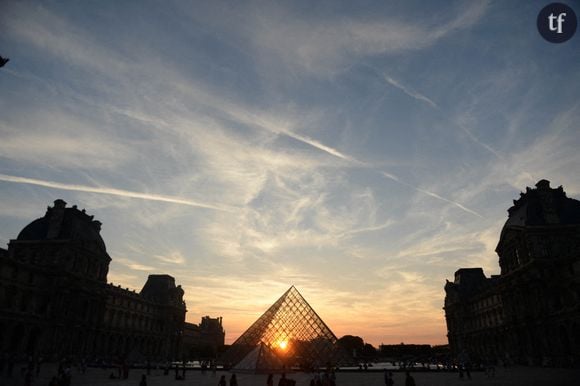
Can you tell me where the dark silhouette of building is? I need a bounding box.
[0,199,224,361]
[182,316,225,358]
[444,180,580,366]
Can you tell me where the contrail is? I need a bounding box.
[382,73,501,159]
[267,125,481,217]
[0,173,233,212]
[248,110,482,218]
[458,123,502,160]
[279,129,364,164]
[383,75,437,108]
[381,172,482,218]
[223,106,364,165]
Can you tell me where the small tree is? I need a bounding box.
[337,335,364,358]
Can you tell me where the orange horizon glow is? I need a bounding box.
[186,296,450,348]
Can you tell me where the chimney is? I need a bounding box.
[46,199,67,239]
[535,179,551,190]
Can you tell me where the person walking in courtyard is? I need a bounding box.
[139,374,147,386]
[278,373,287,386]
[384,369,394,386]
[219,375,227,386]
[267,373,274,386]
[405,371,415,386]
[230,373,238,386]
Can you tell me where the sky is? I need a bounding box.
[1,0,579,346]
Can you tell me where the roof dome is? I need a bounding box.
[17,199,107,252]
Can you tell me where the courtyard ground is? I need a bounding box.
[2,365,580,386]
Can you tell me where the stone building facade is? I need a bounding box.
[0,199,224,361]
[444,180,580,366]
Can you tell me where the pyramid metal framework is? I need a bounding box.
[221,286,348,370]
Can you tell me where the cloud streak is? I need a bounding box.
[381,172,483,218]
[0,173,234,212]
[380,72,502,160]
[383,75,437,108]
[246,1,490,74]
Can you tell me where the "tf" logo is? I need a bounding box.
[549,12,567,34]
[537,3,577,43]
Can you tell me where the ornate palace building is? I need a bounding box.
[0,199,224,361]
[444,180,580,366]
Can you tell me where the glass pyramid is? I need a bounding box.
[221,286,348,370]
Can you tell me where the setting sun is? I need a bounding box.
[278,340,288,350]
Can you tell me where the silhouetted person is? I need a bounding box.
[230,373,238,386]
[139,374,147,386]
[484,357,495,378]
[24,368,33,386]
[279,373,287,386]
[267,373,274,386]
[123,360,130,379]
[36,356,42,376]
[458,350,470,379]
[174,362,179,379]
[384,369,394,386]
[0,56,9,68]
[405,371,415,386]
[7,354,14,377]
[163,361,169,375]
[315,372,323,386]
[218,375,227,386]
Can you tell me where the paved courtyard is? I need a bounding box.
[2,365,580,386]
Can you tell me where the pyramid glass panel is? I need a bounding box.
[221,286,348,370]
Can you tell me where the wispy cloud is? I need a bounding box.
[0,129,134,169]
[154,251,186,265]
[115,257,156,272]
[381,172,482,217]
[245,1,490,74]
[455,118,503,160]
[0,173,233,211]
[379,73,502,160]
[383,75,437,108]
[278,130,359,163]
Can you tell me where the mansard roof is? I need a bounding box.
[496,180,580,252]
[17,199,107,252]
[504,180,580,227]
[140,274,184,305]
